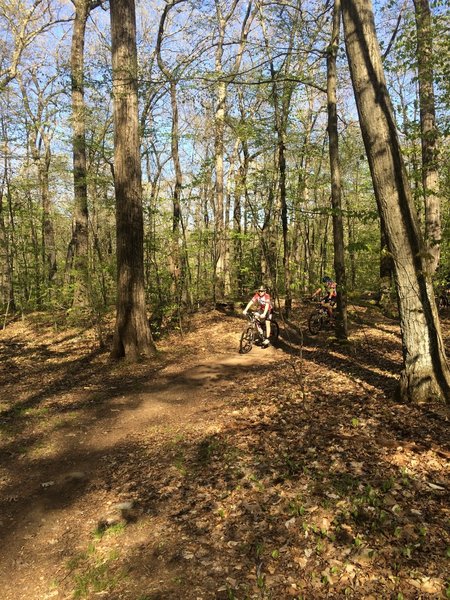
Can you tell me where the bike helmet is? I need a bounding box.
[322,276,332,283]
[258,285,266,293]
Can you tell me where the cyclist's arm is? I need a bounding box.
[243,299,254,314]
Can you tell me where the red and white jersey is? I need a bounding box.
[252,292,273,313]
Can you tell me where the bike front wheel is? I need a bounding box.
[308,311,323,335]
[240,326,254,353]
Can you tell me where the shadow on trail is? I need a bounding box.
[0,310,448,599]
[273,317,400,395]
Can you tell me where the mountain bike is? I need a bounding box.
[308,303,335,335]
[239,312,280,354]
[437,288,449,312]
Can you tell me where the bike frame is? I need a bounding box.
[245,312,266,341]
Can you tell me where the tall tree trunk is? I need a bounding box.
[413,0,440,274]
[110,0,155,360]
[341,0,450,402]
[156,0,186,307]
[168,80,183,297]
[66,0,100,308]
[213,8,226,300]
[258,0,299,315]
[0,118,15,312]
[40,149,57,285]
[327,0,348,339]
[213,0,240,300]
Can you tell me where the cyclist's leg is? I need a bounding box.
[265,313,272,338]
[323,297,333,318]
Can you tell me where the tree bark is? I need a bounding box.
[341,0,450,402]
[110,0,155,360]
[66,0,99,308]
[213,0,240,300]
[0,116,15,312]
[413,0,440,275]
[156,0,187,308]
[327,0,348,339]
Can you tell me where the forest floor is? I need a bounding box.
[0,301,449,600]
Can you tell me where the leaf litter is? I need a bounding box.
[0,304,448,599]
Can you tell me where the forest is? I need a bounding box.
[0,0,449,598]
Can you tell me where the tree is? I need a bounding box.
[212,0,240,300]
[326,0,348,339]
[66,0,102,309]
[18,68,58,288]
[257,0,296,314]
[341,0,450,401]
[413,0,440,275]
[156,0,187,309]
[109,0,155,359]
[0,0,68,90]
[0,113,15,313]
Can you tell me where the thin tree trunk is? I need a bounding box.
[213,11,227,300]
[66,0,100,308]
[0,118,15,312]
[40,148,57,285]
[413,0,440,274]
[327,0,348,339]
[213,0,240,300]
[156,0,186,307]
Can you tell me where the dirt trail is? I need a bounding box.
[0,308,448,600]
[0,312,287,600]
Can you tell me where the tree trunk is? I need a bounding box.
[213,0,240,300]
[110,0,155,360]
[379,215,395,314]
[341,0,450,402]
[413,0,440,275]
[327,0,348,339]
[213,9,227,301]
[66,0,93,308]
[40,149,57,285]
[18,76,57,293]
[0,119,15,313]
[156,0,186,307]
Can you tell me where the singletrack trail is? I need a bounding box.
[0,312,289,600]
[1,308,448,600]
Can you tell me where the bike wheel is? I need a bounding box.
[239,326,254,353]
[270,320,280,341]
[308,311,323,335]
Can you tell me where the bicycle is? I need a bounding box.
[437,289,449,312]
[239,312,280,354]
[308,303,335,335]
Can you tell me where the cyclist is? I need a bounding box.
[243,285,273,346]
[312,276,337,318]
[438,279,450,308]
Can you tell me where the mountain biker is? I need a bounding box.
[243,285,273,346]
[439,280,450,308]
[312,276,337,318]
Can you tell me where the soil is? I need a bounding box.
[0,303,448,600]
